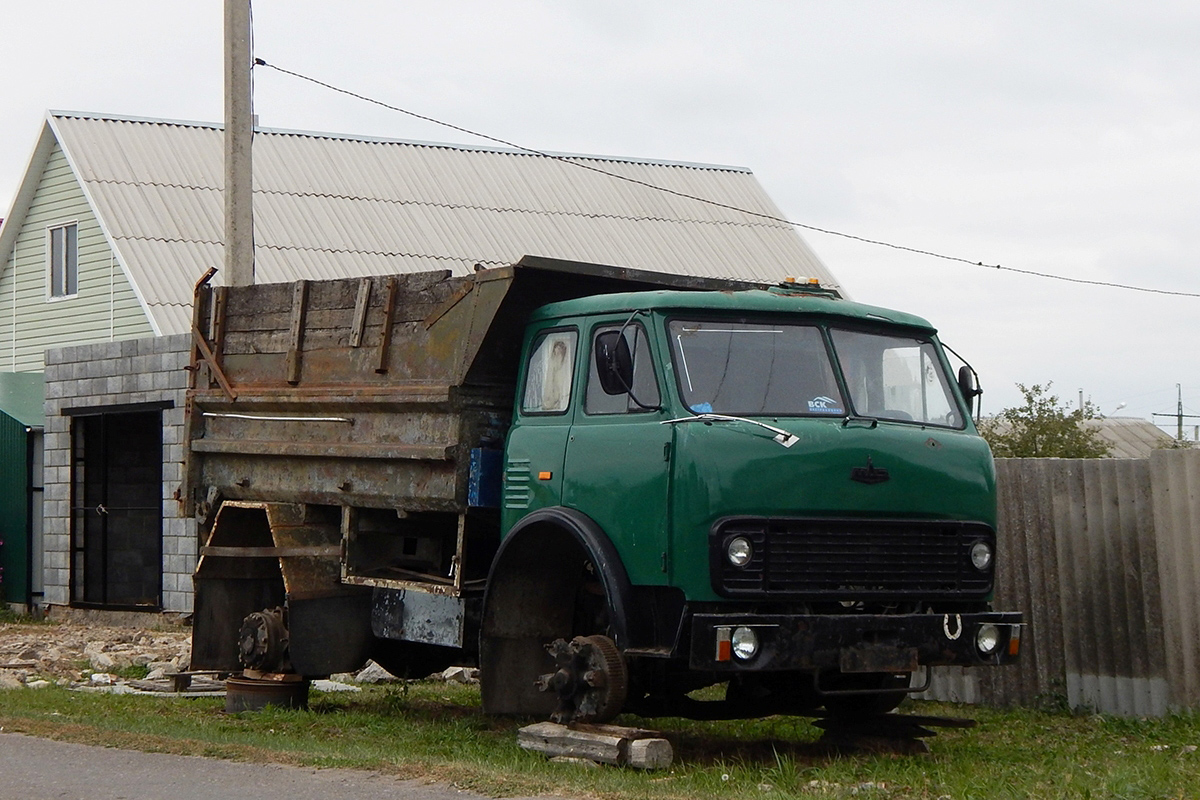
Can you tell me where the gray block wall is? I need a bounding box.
[42,334,194,613]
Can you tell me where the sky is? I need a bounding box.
[2,2,1199,431]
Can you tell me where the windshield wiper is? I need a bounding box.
[661,413,799,448]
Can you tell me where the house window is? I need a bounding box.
[48,223,78,298]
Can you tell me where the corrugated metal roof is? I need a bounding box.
[45,112,840,335]
[1084,416,1181,458]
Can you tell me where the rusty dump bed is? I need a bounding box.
[185,255,756,521]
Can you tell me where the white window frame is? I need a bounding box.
[46,221,79,300]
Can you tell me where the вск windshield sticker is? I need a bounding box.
[807,396,844,414]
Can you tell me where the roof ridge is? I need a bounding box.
[49,110,751,172]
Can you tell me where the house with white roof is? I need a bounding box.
[0,111,838,615]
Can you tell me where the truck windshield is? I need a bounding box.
[667,320,846,416]
[829,329,963,428]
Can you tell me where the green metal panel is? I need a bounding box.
[0,372,45,427]
[0,373,42,605]
[0,144,154,372]
[0,410,30,605]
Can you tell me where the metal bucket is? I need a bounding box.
[224,675,310,712]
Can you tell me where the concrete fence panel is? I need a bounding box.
[924,454,1194,716]
[1150,448,1200,709]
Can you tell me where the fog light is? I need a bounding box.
[976,623,1001,655]
[731,626,759,660]
[970,541,993,571]
[727,536,753,568]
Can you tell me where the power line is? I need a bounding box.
[254,58,1200,300]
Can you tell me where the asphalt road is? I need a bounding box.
[0,733,566,800]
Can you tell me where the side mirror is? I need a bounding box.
[594,331,634,396]
[958,365,981,414]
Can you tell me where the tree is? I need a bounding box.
[978,382,1111,458]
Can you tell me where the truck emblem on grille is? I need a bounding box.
[851,457,890,484]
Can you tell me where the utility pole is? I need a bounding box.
[1152,384,1200,441]
[225,0,254,286]
[1179,383,1185,442]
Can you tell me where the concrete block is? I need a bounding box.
[164,591,193,615]
[82,358,104,380]
[44,585,69,606]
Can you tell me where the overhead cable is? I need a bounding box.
[253,58,1200,299]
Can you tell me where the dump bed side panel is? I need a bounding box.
[186,268,514,520]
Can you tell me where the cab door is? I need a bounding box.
[502,326,579,532]
[562,320,672,587]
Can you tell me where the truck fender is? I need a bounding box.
[479,507,635,715]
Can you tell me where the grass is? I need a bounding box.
[0,607,54,625]
[1,682,1199,800]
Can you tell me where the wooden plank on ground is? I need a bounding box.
[517,721,673,769]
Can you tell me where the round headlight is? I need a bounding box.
[727,537,753,568]
[970,541,993,571]
[976,623,1001,655]
[731,626,759,660]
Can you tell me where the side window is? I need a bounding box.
[521,329,577,414]
[586,323,660,415]
[48,222,79,298]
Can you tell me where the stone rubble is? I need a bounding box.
[1,621,479,691]
[0,621,191,690]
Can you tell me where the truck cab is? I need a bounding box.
[483,281,1019,720]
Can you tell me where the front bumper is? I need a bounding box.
[690,611,1023,672]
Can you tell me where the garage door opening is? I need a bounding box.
[70,408,163,609]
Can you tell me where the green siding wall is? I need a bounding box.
[0,411,29,604]
[0,144,154,372]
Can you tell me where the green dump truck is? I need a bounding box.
[186,255,1021,722]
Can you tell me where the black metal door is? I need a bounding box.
[70,410,162,609]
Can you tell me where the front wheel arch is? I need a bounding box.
[479,507,634,716]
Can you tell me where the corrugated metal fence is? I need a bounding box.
[920,449,1200,716]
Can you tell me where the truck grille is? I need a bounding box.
[710,518,994,600]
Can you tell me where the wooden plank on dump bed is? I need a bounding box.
[350,278,372,347]
[286,280,309,384]
[375,277,398,373]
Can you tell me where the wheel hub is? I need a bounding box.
[536,635,628,723]
[237,607,290,672]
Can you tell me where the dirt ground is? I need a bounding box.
[0,619,192,687]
